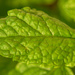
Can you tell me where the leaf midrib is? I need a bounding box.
[0,36,75,40]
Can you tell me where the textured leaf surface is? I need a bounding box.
[0,7,75,68]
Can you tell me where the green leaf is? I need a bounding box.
[8,70,21,75]
[0,7,75,68]
[71,67,75,74]
[48,66,74,75]
[8,62,50,75]
[61,0,75,20]
[58,0,75,28]
[0,55,17,75]
[8,62,74,75]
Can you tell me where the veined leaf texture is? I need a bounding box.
[0,7,75,69]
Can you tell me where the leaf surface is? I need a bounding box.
[0,7,75,68]
[8,62,74,75]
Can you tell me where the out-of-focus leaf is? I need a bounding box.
[8,62,50,75]
[71,67,75,74]
[6,0,56,7]
[8,62,75,75]
[49,66,74,75]
[58,0,75,28]
[0,55,17,75]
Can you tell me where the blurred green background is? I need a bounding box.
[0,0,75,29]
[0,0,75,75]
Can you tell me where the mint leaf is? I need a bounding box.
[8,62,50,75]
[0,7,75,69]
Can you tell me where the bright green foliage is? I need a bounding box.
[0,7,75,74]
[0,7,75,67]
[8,62,74,75]
[59,0,75,20]
[8,62,50,75]
[64,0,75,20]
[49,66,74,75]
[58,0,75,28]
